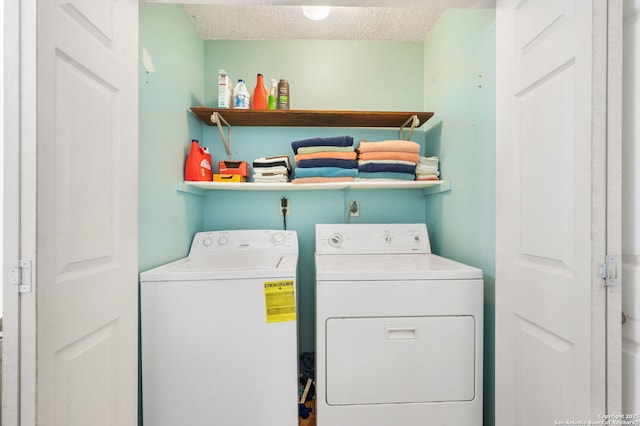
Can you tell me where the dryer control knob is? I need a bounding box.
[329,233,343,247]
[271,232,286,245]
[202,237,214,247]
[217,236,229,246]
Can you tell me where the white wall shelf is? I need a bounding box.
[179,180,450,193]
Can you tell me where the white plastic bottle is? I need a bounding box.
[234,79,250,109]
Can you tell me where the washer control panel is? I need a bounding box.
[316,224,431,254]
[189,230,298,255]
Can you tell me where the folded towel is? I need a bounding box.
[418,155,439,165]
[294,151,357,163]
[253,174,290,183]
[358,163,416,174]
[291,135,354,154]
[253,165,290,175]
[297,159,358,169]
[358,159,417,167]
[293,176,355,184]
[416,170,440,178]
[357,139,420,154]
[294,167,358,179]
[416,155,440,179]
[358,151,420,163]
[253,155,291,169]
[356,172,415,181]
[296,146,355,154]
[415,164,439,173]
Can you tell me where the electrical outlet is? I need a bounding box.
[349,201,359,217]
[280,197,289,216]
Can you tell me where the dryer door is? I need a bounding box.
[325,315,476,405]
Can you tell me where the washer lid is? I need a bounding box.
[315,253,482,281]
[140,254,298,281]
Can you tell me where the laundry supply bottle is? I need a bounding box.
[234,79,250,109]
[268,79,278,110]
[252,74,269,110]
[202,147,213,181]
[277,79,290,110]
[185,139,212,181]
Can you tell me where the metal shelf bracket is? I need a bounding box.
[399,114,420,140]
[211,112,232,159]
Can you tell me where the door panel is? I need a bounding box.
[496,0,620,423]
[35,0,138,423]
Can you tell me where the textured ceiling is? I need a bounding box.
[184,5,445,41]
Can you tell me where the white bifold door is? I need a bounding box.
[3,0,139,424]
[496,0,623,424]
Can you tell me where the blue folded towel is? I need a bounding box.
[294,167,359,178]
[297,159,358,169]
[356,172,415,180]
[291,135,354,154]
[357,163,416,174]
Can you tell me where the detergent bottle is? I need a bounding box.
[234,79,250,109]
[185,139,212,181]
[252,73,269,110]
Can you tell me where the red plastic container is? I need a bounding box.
[185,139,212,181]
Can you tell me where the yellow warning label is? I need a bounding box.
[264,280,296,323]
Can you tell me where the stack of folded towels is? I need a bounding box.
[252,155,292,183]
[291,135,358,184]
[356,139,421,181]
[415,156,440,181]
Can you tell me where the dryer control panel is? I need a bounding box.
[316,224,431,254]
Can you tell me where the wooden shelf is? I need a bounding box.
[180,180,449,193]
[189,107,434,128]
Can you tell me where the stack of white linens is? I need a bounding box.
[252,155,292,183]
[290,135,358,184]
[356,139,420,181]
[415,156,440,181]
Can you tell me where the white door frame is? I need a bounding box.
[605,0,623,414]
[3,0,38,424]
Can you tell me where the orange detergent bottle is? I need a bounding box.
[185,139,212,181]
[252,73,269,110]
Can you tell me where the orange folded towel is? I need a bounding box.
[357,139,421,153]
[292,176,355,184]
[358,151,420,163]
[294,151,357,163]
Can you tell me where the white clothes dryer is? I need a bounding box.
[315,223,483,426]
[140,230,299,426]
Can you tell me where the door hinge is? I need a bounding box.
[598,255,620,287]
[9,259,32,293]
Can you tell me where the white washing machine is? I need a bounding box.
[140,230,299,426]
[315,223,483,426]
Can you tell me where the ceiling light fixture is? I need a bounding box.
[302,5,331,21]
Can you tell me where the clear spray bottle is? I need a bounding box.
[268,79,278,110]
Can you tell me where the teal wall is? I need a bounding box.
[202,40,424,111]
[139,4,205,271]
[423,9,496,426]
